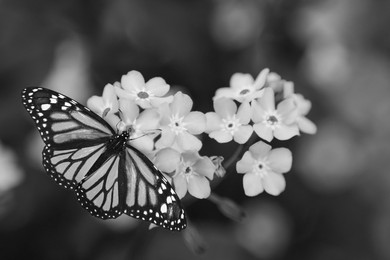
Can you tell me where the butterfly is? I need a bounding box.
[21,87,186,231]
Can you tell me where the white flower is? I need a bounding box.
[115,70,173,109]
[252,88,299,141]
[206,98,253,144]
[283,81,317,134]
[156,92,206,151]
[214,69,269,103]
[236,141,292,196]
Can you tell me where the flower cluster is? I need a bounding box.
[87,71,214,200]
[87,69,316,201]
[208,68,316,196]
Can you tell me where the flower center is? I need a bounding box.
[263,111,281,130]
[185,166,192,174]
[179,161,197,182]
[266,115,279,125]
[253,159,269,177]
[221,115,241,135]
[137,91,149,99]
[169,114,187,135]
[128,121,142,138]
[239,89,250,95]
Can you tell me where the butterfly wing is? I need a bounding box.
[22,87,187,231]
[123,145,187,231]
[21,87,115,148]
[74,145,187,231]
[75,145,186,231]
[75,152,123,219]
[21,87,115,189]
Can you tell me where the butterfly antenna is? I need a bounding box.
[118,108,124,119]
[129,129,161,141]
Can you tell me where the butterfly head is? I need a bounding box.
[114,119,134,134]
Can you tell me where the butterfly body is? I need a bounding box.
[21,87,186,231]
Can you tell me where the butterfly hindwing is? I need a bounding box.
[75,145,186,231]
[75,153,123,219]
[42,143,107,190]
[123,146,186,231]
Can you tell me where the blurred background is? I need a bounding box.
[1,0,390,259]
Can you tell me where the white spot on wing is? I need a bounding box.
[160,203,167,214]
[41,104,51,111]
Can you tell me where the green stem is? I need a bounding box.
[222,144,243,171]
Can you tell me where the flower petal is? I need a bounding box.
[251,100,266,123]
[105,114,121,130]
[171,92,193,117]
[214,87,236,100]
[150,96,174,107]
[268,148,292,174]
[193,157,215,180]
[135,99,152,109]
[236,151,255,174]
[230,73,254,90]
[121,70,145,92]
[177,132,202,151]
[155,126,175,148]
[277,98,295,118]
[119,99,139,125]
[253,123,274,142]
[130,136,155,153]
[184,111,206,134]
[154,148,181,173]
[173,174,188,199]
[243,173,264,197]
[137,109,160,131]
[283,81,295,98]
[87,96,105,116]
[273,124,299,140]
[146,77,169,96]
[181,151,201,164]
[115,86,134,100]
[253,68,269,90]
[295,94,312,115]
[205,112,222,133]
[214,98,237,119]
[188,175,211,199]
[248,141,272,159]
[297,117,317,134]
[262,172,286,196]
[233,125,253,144]
[236,102,251,124]
[259,88,275,111]
[158,103,171,126]
[102,83,119,113]
[209,130,233,143]
[250,89,265,100]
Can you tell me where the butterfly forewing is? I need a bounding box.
[21,87,187,231]
[21,87,114,149]
[22,87,115,190]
